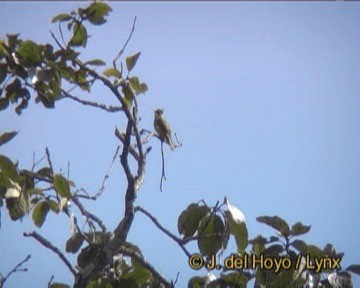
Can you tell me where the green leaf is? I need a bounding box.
[177,203,210,238]
[218,272,249,287]
[18,40,42,67]
[0,63,7,84]
[188,276,207,288]
[129,76,148,95]
[51,13,72,23]
[122,84,135,105]
[307,244,326,260]
[36,167,53,180]
[125,52,141,72]
[290,222,311,236]
[256,215,291,238]
[6,189,30,221]
[0,155,18,183]
[70,23,87,47]
[88,278,113,288]
[32,201,50,228]
[0,131,18,146]
[86,2,112,25]
[49,283,70,288]
[66,233,84,253]
[130,258,152,285]
[346,264,360,275]
[225,210,248,252]
[290,239,308,254]
[53,174,71,198]
[197,214,225,257]
[103,67,121,78]
[85,59,106,66]
[263,244,284,257]
[0,98,10,111]
[48,199,59,213]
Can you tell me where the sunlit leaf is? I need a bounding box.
[125,52,141,72]
[51,13,72,23]
[53,174,71,198]
[103,67,121,78]
[18,40,42,67]
[0,155,18,183]
[129,76,147,95]
[86,2,112,25]
[70,23,87,47]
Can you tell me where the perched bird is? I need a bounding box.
[154,109,175,150]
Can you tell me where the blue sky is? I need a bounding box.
[1,2,360,287]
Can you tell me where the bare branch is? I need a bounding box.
[23,231,77,276]
[95,145,120,198]
[119,247,173,288]
[71,197,107,233]
[45,147,54,177]
[113,17,137,68]
[1,254,31,288]
[61,89,123,113]
[135,206,192,258]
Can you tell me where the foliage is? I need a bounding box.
[0,2,359,288]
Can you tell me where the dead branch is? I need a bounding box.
[23,231,76,276]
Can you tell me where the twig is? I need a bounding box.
[119,246,173,288]
[95,145,120,198]
[24,231,77,276]
[61,89,123,113]
[0,254,31,288]
[45,147,54,177]
[160,141,166,192]
[113,17,137,68]
[71,197,107,233]
[47,275,54,287]
[135,206,191,258]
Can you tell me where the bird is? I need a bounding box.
[154,109,175,150]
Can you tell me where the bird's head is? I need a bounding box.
[154,109,164,117]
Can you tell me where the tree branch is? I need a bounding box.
[0,254,31,288]
[113,17,137,68]
[135,206,192,258]
[23,231,77,276]
[71,197,107,233]
[61,88,123,113]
